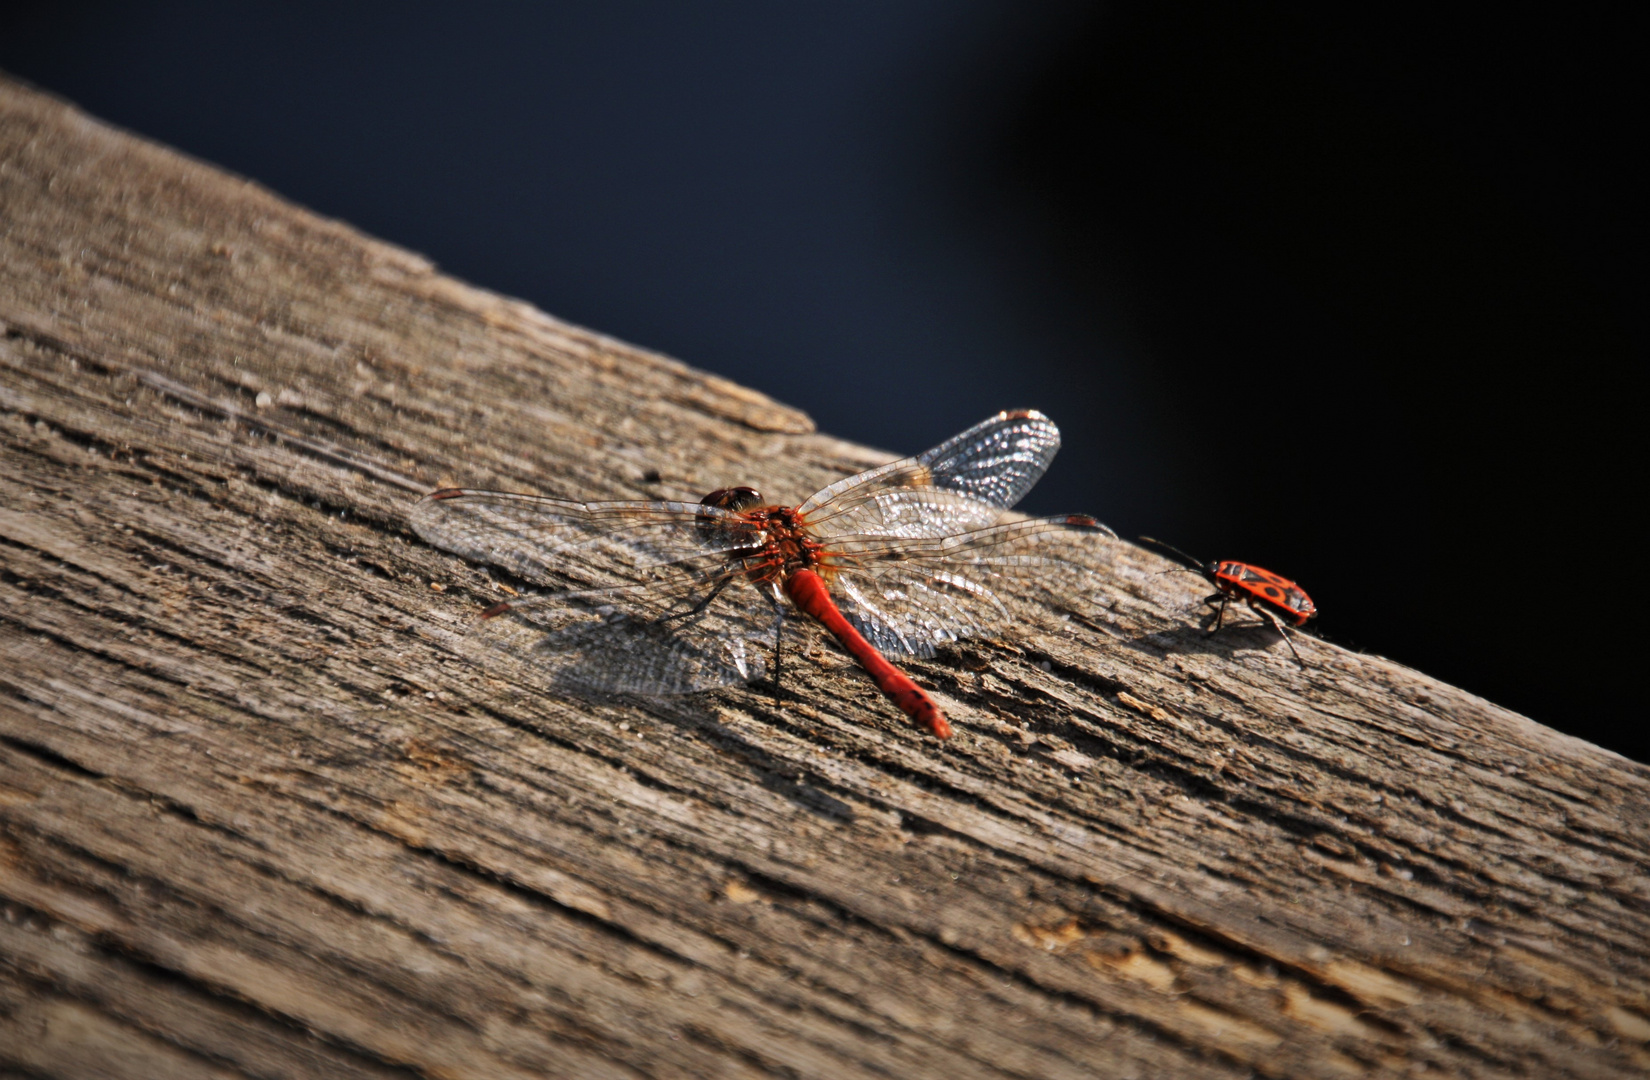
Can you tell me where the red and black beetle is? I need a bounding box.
[1140,538,1317,665]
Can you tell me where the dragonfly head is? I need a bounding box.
[697,486,767,548]
[700,486,764,513]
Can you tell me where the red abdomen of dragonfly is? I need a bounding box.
[696,486,946,736]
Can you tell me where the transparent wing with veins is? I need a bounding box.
[822,514,1117,658]
[792,409,1108,655]
[466,579,786,695]
[408,492,753,591]
[798,410,1062,538]
[409,491,785,693]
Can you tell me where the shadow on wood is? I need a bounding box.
[2,73,1647,1079]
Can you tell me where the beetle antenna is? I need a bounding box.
[1138,536,1205,571]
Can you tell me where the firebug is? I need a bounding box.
[1139,537,1317,666]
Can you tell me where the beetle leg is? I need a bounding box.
[1207,594,1229,632]
[1253,602,1306,667]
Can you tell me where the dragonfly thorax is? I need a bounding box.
[695,488,824,582]
[741,505,825,585]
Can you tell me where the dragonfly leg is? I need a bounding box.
[1253,602,1306,667]
[657,574,734,624]
[768,593,787,701]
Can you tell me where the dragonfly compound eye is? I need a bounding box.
[700,486,764,512]
[696,486,767,547]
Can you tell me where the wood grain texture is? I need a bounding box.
[2,73,1647,1079]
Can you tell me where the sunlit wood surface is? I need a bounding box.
[3,74,1647,1079]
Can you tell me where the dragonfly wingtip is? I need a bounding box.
[1063,514,1117,537]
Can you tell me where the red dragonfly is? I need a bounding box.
[410,411,1114,738]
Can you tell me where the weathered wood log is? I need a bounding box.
[2,73,1647,1079]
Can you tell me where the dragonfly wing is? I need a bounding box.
[830,564,1013,659]
[826,515,1116,656]
[797,411,1062,534]
[810,487,1027,543]
[412,489,779,694]
[472,581,782,695]
[908,409,1063,509]
[410,489,754,589]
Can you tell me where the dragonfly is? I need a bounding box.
[410,410,1115,738]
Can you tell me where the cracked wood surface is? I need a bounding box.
[2,73,1648,1080]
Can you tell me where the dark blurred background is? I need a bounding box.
[3,3,1640,759]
